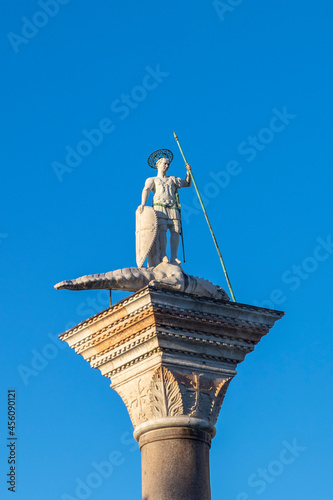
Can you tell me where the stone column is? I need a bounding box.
[139,425,212,499]
[60,286,283,500]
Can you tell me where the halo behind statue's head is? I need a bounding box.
[147,149,174,169]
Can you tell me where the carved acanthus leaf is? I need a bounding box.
[209,378,232,424]
[149,366,183,418]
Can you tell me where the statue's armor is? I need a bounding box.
[145,176,188,221]
[141,173,190,266]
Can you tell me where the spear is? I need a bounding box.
[173,131,236,302]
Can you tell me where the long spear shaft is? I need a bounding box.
[176,192,186,262]
[173,131,236,302]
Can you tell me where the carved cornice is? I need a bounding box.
[60,287,283,381]
[104,347,163,378]
[90,329,156,368]
[59,287,150,341]
[90,327,253,370]
[60,285,283,342]
[63,302,271,364]
[72,304,155,353]
[87,324,156,363]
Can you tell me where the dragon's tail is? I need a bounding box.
[54,267,153,291]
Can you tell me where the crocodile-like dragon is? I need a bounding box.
[54,262,229,301]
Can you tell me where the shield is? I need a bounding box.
[136,206,158,268]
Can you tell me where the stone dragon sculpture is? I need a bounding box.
[55,262,229,301]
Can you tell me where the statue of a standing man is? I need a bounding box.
[137,149,191,267]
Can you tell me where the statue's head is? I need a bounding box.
[156,157,170,174]
[147,149,173,169]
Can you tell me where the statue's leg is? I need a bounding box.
[170,220,181,263]
[158,221,168,263]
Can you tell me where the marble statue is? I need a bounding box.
[137,150,191,267]
[55,149,229,301]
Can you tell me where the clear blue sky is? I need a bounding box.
[1,1,332,499]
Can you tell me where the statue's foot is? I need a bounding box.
[162,256,169,263]
[171,258,181,265]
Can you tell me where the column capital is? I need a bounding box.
[60,286,284,437]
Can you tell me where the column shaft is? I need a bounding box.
[140,427,212,500]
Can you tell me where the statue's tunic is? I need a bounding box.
[144,176,189,221]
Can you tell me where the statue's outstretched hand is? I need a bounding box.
[185,163,192,171]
